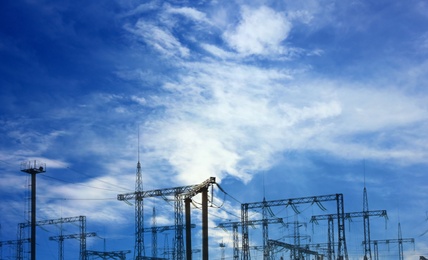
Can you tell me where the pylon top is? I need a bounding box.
[20,160,46,174]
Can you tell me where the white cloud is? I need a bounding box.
[223,6,292,56]
[126,20,189,57]
[165,5,208,23]
[138,59,428,185]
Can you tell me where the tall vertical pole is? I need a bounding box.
[21,160,45,260]
[185,198,192,260]
[202,188,209,260]
[30,172,36,260]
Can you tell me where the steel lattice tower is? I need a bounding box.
[363,187,372,260]
[135,139,145,259]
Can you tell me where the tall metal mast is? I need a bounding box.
[363,187,372,260]
[135,129,145,259]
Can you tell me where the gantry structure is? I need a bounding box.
[370,223,414,260]
[141,221,196,258]
[0,238,30,259]
[241,193,348,260]
[18,216,89,260]
[310,210,387,260]
[118,177,216,260]
[49,232,97,260]
[217,218,284,260]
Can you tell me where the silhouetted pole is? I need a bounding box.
[202,188,208,260]
[21,161,45,260]
[185,198,192,260]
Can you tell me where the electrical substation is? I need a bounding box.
[0,159,420,260]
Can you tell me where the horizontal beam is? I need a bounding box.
[49,232,97,241]
[310,210,387,223]
[242,194,340,209]
[117,177,216,201]
[217,218,284,229]
[19,216,85,228]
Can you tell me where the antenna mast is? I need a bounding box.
[135,128,145,259]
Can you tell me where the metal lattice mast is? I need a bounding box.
[175,195,184,260]
[363,187,372,260]
[262,199,269,260]
[373,241,379,260]
[135,133,145,260]
[232,224,239,260]
[398,223,404,260]
[327,216,335,260]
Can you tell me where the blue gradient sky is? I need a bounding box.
[1,0,427,259]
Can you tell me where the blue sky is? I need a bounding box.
[0,0,427,259]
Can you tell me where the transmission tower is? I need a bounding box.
[135,133,145,260]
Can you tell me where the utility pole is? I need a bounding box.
[21,160,46,260]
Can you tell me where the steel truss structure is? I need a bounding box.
[241,193,348,260]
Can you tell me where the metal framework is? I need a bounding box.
[135,158,145,260]
[217,218,284,260]
[86,250,131,260]
[49,232,97,260]
[370,223,414,260]
[19,216,88,260]
[241,193,348,260]
[0,238,30,260]
[140,223,196,258]
[268,239,323,259]
[311,210,387,260]
[118,177,216,260]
